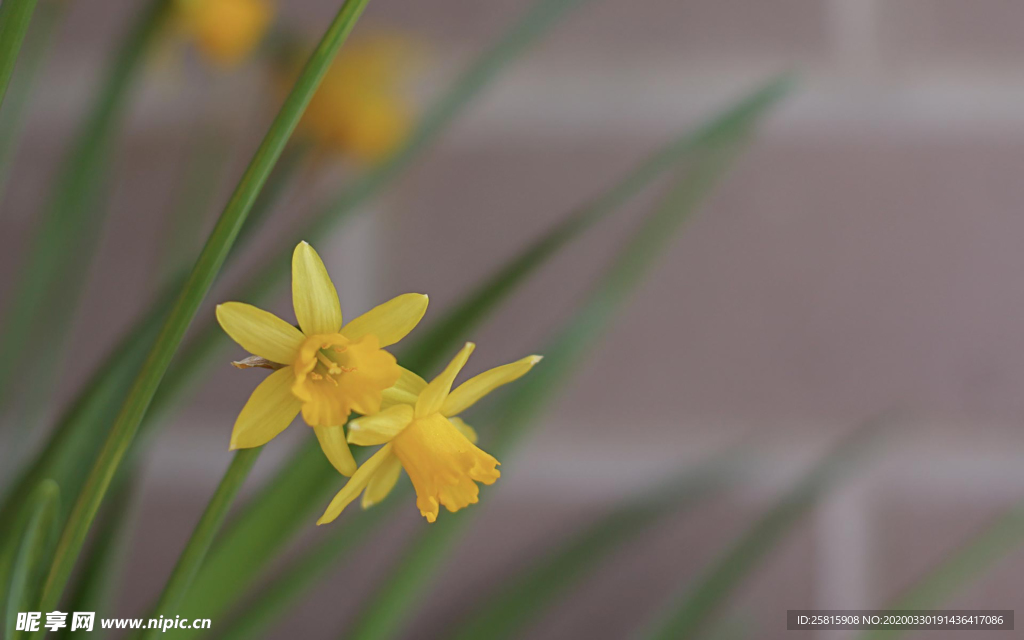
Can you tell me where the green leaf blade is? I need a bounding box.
[857,505,1024,640]
[400,72,796,374]
[0,0,171,421]
[642,417,887,640]
[0,0,39,109]
[1,0,593,543]
[344,77,791,640]
[448,454,746,640]
[138,449,262,640]
[35,0,377,617]
[182,74,791,639]
[0,0,66,204]
[3,479,59,640]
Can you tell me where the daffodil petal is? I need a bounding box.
[416,342,474,418]
[361,452,403,509]
[347,404,414,446]
[292,241,343,336]
[318,443,394,525]
[394,366,428,394]
[380,366,427,409]
[314,424,357,476]
[441,355,542,417]
[448,417,478,444]
[380,392,410,410]
[230,367,301,449]
[216,302,305,364]
[340,293,428,348]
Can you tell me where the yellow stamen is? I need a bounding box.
[317,352,342,375]
[312,361,340,387]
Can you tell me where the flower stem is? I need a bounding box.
[0,0,38,109]
[0,0,577,550]
[172,75,794,635]
[34,0,375,620]
[139,448,262,640]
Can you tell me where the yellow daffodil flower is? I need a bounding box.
[317,343,541,524]
[174,0,273,68]
[295,35,417,162]
[216,241,428,476]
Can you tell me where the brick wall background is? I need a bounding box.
[3,1,1024,637]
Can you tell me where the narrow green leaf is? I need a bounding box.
[641,417,888,640]
[857,505,1024,640]
[181,74,792,636]
[0,0,66,204]
[209,500,399,640]
[139,448,261,640]
[704,615,754,640]
[345,110,770,640]
[176,440,334,630]
[300,0,595,241]
[0,0,171,417]
[0,139,304,536]
[176,0,612,383]
[55,471,139,640]
[3,480,59,640]
[155,128,234,283]
[400,72,794,374]
[0,283,173,542]
[35,0,376,617]
[1,0,589,537]
[350,515,465,640]
[0,0,39,109]
[449,454,746,640]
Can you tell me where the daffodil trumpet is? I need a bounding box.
[318,343,542,524]
[216,241,428,476]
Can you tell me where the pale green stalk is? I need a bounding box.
[139,449,262,640]
[0,0,38,109]
[34,0,376,618]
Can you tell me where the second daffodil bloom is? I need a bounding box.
[296,36,418,162]
[174,0,273,68]
[216,241,428,476]
[317,343,542,524]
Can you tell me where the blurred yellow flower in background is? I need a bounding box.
[318,343,542,524]
[175,0,273,68]
[292,35,419,163]
[216,241,428,476]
